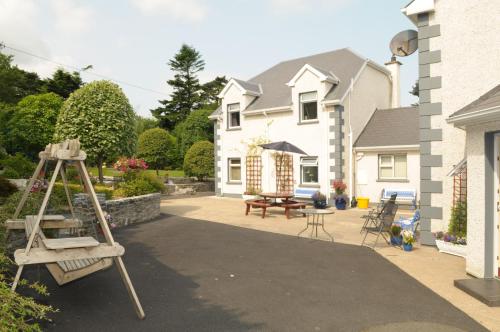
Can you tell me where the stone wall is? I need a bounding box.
[105,193,161,227]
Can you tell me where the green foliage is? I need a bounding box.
[137,128,175,172]
[449,202,467,238]
[116,172,164,197]
[0,176,17,203]
[0,253,57,331]
[53,80,137,182]
[43,68,83,99]
[390,224,402,237]
[173,109,214,159]
[0,52,44,105]
[0,153,36,179]
[0,103,16,150]
[151,44,205,130]
[183,140,214,181]
[200,76,227,110]
[135,115,159,137]
[6,93,63,158]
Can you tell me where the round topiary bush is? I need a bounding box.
[183,140,214,181]
[136,128,175,174]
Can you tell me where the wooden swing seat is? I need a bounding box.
[14,215,116,285]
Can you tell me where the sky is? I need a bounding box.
[0,0,418,117]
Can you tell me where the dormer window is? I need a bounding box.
[227,103,241,129]
[300,91,318,122]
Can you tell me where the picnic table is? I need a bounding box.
[244,192,307,219]
[259,192,294,206]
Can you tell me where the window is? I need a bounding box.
[378,154,407,179]
[227,103,240,128]
[228,158,241,182]
[300,91,318,122]
[300,157,318,184]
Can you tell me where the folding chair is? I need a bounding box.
[361,201,399,249]
[360,193,397,233]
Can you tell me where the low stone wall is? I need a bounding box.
[106,193,161,227]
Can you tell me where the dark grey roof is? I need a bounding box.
[449,84,500,119]
[354,107,419,148]
[233,78,261,95]
[244,48,368,111]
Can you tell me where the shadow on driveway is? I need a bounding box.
[23,214,486,331]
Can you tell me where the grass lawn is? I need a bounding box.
[88,167,185,178]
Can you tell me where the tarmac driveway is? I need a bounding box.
[27,214,486,331]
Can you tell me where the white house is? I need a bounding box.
[210,48,399,201]
[403,0,500,279]
[354,107,420,204]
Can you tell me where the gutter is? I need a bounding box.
[447,105,500,128]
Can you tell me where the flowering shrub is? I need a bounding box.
[435,231,466,245]
[113,157,148,173]
[402,230,415,245]
[332,180,347,195]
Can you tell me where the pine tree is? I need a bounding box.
[152,44,205,130]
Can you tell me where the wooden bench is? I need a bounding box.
[280,201,307,219]
[381,188,417,209]
[245,200,272,218]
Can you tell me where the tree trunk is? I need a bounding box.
[97,157,104,184]
[156,169,159,176]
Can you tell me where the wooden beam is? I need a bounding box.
[13,158,46,219]
[14,243,125,265]
[6,219,82,230]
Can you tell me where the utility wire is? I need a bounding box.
[0,41,169,97]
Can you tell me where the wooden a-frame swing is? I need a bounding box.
[7,139,145,319]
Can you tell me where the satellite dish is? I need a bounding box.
[390,29,418,57]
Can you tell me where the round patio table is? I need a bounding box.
[297,208,334,242]
[259,192,294,206]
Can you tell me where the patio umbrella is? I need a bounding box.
[259,141,307,193]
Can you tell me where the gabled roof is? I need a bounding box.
[354,107,419,148]
[286,64,339,87]
[217,78,262,98]
[243,48,374,112]
[447,84,500,125]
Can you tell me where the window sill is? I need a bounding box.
[297,120,319,125]
[226,127,242,131]
[226,181,242,185]
[299,183,320,188]
[376,178,409,183]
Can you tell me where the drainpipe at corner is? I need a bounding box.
[348,78,354,201]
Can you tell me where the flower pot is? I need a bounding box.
[435,240,467,258]
[390,235,403,246]
[334,197,346,210]
[403,243,413,251]
[313,200,327,209]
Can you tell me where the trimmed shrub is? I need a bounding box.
[183,140,214,181]
[0,153,36,179]
[0,176,18,204]
[137,128,175,173]
[449,202,467,238]
[115,172,164,198]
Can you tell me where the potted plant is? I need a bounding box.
[242,187,260,200]
[311,191,327,209]
[390,224,402,246]
[402,230,415,251]
[435,203,467,257]
[332,180,347,210]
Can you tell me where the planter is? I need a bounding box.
[334,197,346,210]
[242,194,259,201]
[313,200,327,209]
[403,243,413,251]
[435,240,467,258]
[390,235,403,246]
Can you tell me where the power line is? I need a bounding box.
[0,42,169,97]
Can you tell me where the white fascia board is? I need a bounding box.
[447,106,500,128]
[401,0,435,25]
[218,78,261,98]
[321,99,341,106]
[242,106,292,116]
[354,145,420,152]
[287,64,339,87]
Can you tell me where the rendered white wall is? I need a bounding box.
[354,150,420,203]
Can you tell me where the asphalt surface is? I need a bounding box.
[22,214,486,331]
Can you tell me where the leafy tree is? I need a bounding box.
[54,80,137,183]
[135,115,159,137]
[136,128,175,174]
[200,76,227,109]
[0,52,44,104]
[173,109,214,159]
[151,44,205,130]
[0,102,15,150]
[6,93,63,158]
[43,68,83,98]
[183,140,214,181]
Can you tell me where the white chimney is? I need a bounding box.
[385,56,401,108]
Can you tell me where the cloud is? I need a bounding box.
[269,0,350,14]
[131,0,206,22]
[50,0,94,34]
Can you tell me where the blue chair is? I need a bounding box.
[394,210,420,233]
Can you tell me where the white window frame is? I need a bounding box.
[378,154,407,180]
[227,103,241,129]
[299,91,318,122]
[228,158,241,183]
[300,156,319,184]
